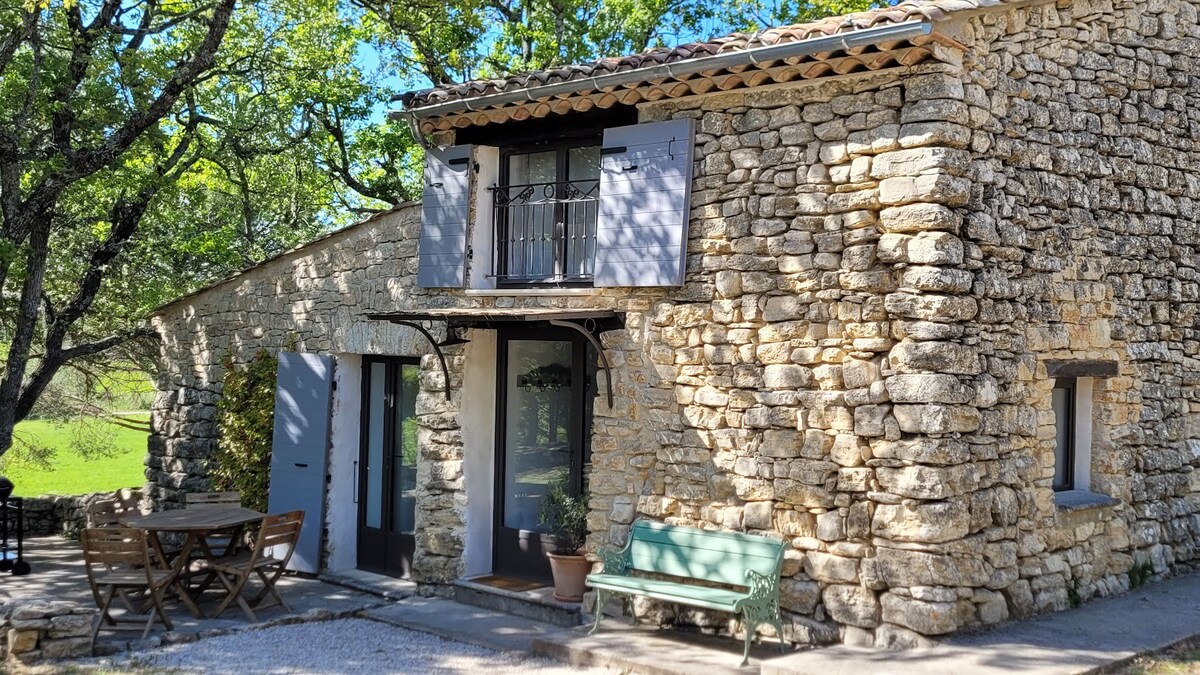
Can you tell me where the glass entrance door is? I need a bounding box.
[358,357,419,578]
[493,329,592,581]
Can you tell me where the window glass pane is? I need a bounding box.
[391,364,419,535]
[364,362,387,528]
[565,146,600,279]
[567,146,600,181]
[1052,386,1072,491]
[503,340,573,532]
[506,151,557,280]
[508,151,557,185]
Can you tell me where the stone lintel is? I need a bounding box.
[1045,359,1117,379]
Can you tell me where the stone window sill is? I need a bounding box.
[462,288,598,297]
[1055,489,1119,513]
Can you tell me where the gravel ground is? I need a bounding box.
[87,618,605,674]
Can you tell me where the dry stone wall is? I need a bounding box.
[149,0,1200,648]
[1,598,98,663]
[952,0,1200,624]
[4,488,143,537]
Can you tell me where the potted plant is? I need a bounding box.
[539,482,590,603]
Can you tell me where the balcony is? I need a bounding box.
[491,179,599,285]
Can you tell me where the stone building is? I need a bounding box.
[148,0,1200,649]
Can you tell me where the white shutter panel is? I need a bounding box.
[418,145,473,288]
[594,119,695,287]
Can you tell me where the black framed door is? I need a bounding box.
[493,327,594,581]
[358,357,420,578]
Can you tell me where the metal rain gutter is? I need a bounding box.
[390,20,933,122]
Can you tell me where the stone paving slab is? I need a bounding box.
[5,536,386,650]
[531,620,788,674]
[765,573,1200,675]
[363,596,573,654]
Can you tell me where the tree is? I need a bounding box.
[355,0,888,85]
[0,0,238,458]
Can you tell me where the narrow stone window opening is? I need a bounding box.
[1051,378,1076,492]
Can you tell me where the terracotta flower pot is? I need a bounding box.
[546,552,591,603]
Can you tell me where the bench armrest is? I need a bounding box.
[744,569,778,601]
[596,545,631,575]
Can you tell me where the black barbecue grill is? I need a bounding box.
[0,496,30,575]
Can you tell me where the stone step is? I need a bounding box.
[452,577,584,627]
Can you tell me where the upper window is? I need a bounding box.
[1051,378,1076,492]
[416,117,696,289]
[494,141,600,285]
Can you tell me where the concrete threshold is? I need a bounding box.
[320,569,418,601]
[362,596,573,654]
[764,572,1200,675]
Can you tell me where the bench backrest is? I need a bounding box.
[626,520,784,587]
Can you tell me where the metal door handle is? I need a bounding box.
[353,461,359,504]
[294,462,308,468]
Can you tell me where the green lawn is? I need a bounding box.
[0,417,148,497]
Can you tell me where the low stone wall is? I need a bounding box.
[1,598,98,663]
[5,488,143,537]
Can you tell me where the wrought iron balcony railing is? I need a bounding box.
[491,179,599,284]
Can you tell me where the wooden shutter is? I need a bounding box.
[418,145,473,288]
[594,119,695,287]
[268,352,333,574]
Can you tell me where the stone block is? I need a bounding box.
[781,578,822,614]
[871,437,969,465]
[7,628,40,654]
[816,511,844,541]
[878,174,970,207]
[885,374,973,404]
[853,404,889,437]
[874,547,989,588]
[804,551,859,583]
[762,430,802,458]
[904,73,966,101]
[872,499,970,543]
[871,148,970,180]
[775,479,835,508]
[876,464,978,499]
[823,585,880,628]
[776,510,817,537]
[893,404,981,434]
[763,364,813,389]
[48,614,95,638]
[744,501,774,530]
[889,341,981,374]
[884,293,978,322]
[974,588,1009,625]
[40,636,94,659]
[880,593,961,635]
[880,203,963,233]
[900,266,974,293]
[878,232,963,265]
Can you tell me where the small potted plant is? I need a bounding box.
[539,482,590,603]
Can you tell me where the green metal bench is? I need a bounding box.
[587,520,786,665]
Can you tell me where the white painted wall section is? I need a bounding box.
[461,329,497,577]
[325,353,362,573]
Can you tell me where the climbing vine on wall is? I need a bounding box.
[214,349,278,512]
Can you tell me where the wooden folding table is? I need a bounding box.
[121,506,265,618]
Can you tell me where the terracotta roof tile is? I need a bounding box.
[399,0,1020,110]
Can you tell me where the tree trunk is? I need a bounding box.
[0,217,52,457]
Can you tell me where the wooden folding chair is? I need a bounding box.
[185,491,241,508]
[207,511,304,621]
[81,528,174,640]
[86,492,144,529]
[185,491,242,558]
[85,500,122,529]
